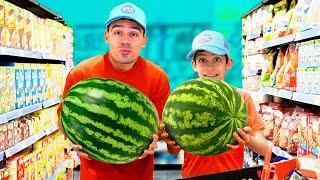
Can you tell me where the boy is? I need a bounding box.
[162,30,268,178]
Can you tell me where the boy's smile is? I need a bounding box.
[192,51,232,80]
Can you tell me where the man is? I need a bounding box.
[57,2,170,179]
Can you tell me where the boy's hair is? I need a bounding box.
[192,50,229,64]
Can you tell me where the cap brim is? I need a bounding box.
[105,16,146,31]
[186,45,229,59]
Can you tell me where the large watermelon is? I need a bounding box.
[61,78,159,164]
[163,78,247,155]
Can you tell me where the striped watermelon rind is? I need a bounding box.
[61,78,159,164]
[163,78,247,155]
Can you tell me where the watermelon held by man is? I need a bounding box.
[163,78,248,156]
[60,78,159,164]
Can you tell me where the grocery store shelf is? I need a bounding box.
[0,103,43,125]
[247,32,261,40]
[267,141,295,159]
[294,28,320,42]
[260,87,320,106]
[277,89,293,100]
[7,0,64,23]
[44,125,59,136]
[292,92,320,106]
[260,87,293,100]
[0,46,67,62]
[0,99,60,125]
[41,53,66,62]
[0,47,42,59]
[0,125,59,161]
[262,34,296,49]
[260,87,279,97]
[43,98,61,109]
[48,160,67,180]
[4,130,46,158]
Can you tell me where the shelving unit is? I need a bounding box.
[6,0,64,23]
[0,98,60,125]
[0,125,59,160]
[0,47,67,62]
[48,160,67,180]
[0,0,74,179]
[242,0,320,172]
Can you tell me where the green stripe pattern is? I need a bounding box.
[163,78,247,156]
[61,78,159,164]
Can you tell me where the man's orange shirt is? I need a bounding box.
[57,54,170,180]
[182,90,265,178]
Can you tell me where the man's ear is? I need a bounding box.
[192,60,198,72]
[142,35,147,48]
[104,30,109,43]
[226,58,233,69]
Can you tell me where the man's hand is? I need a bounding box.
[72,144,91,160]
[138,134,158,159]
[160,123,181,155]
[226,126,252,149]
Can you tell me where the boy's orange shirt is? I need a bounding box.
[57,54,170,180]
[182,90,265,178]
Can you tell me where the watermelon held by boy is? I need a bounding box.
[60,78,159,164]
[163,78,248,156]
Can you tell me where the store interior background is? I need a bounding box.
[37,0,260,89]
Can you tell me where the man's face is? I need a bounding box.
[105,19,147,65]
[192,51,232,80]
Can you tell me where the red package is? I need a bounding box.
[287,107,304,154]
[308,115,320,158]
[297,112,312,156]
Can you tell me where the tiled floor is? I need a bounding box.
[73,170,181,180]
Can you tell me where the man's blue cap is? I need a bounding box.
[105,2,146,31]
[186,30,231,59]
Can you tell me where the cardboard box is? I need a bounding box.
[4,2,17,48]
[6,65,15,112]
[14,63,25,109]
[24,64,32,107]
[0,0,4,46]
[308,115,320,158]
[0,124,7,151]
[298,112,310,156]
[0,66,6,114]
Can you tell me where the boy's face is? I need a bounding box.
[192,51,232,80]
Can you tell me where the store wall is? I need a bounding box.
[37,0,260,88]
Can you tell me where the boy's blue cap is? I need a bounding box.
[187,30,231,59]
[105,2,146,31]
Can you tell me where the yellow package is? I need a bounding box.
[270,49,285,87]
[270,0,287,40]
[0,66,6,114]
[276,47,290,88]
[10,5,21,49]
[0,0,4,45]
[282,44,298,90]
[6,66,15,111]
[261,50,277,86]
[306,0,320,29]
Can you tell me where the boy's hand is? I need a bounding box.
[72,144,92,160]
[226,126,252,149]
[138,134,159,159]
[160,123,181,155]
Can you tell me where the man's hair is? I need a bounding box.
[107,18,146,35]
[192,50,229,64]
